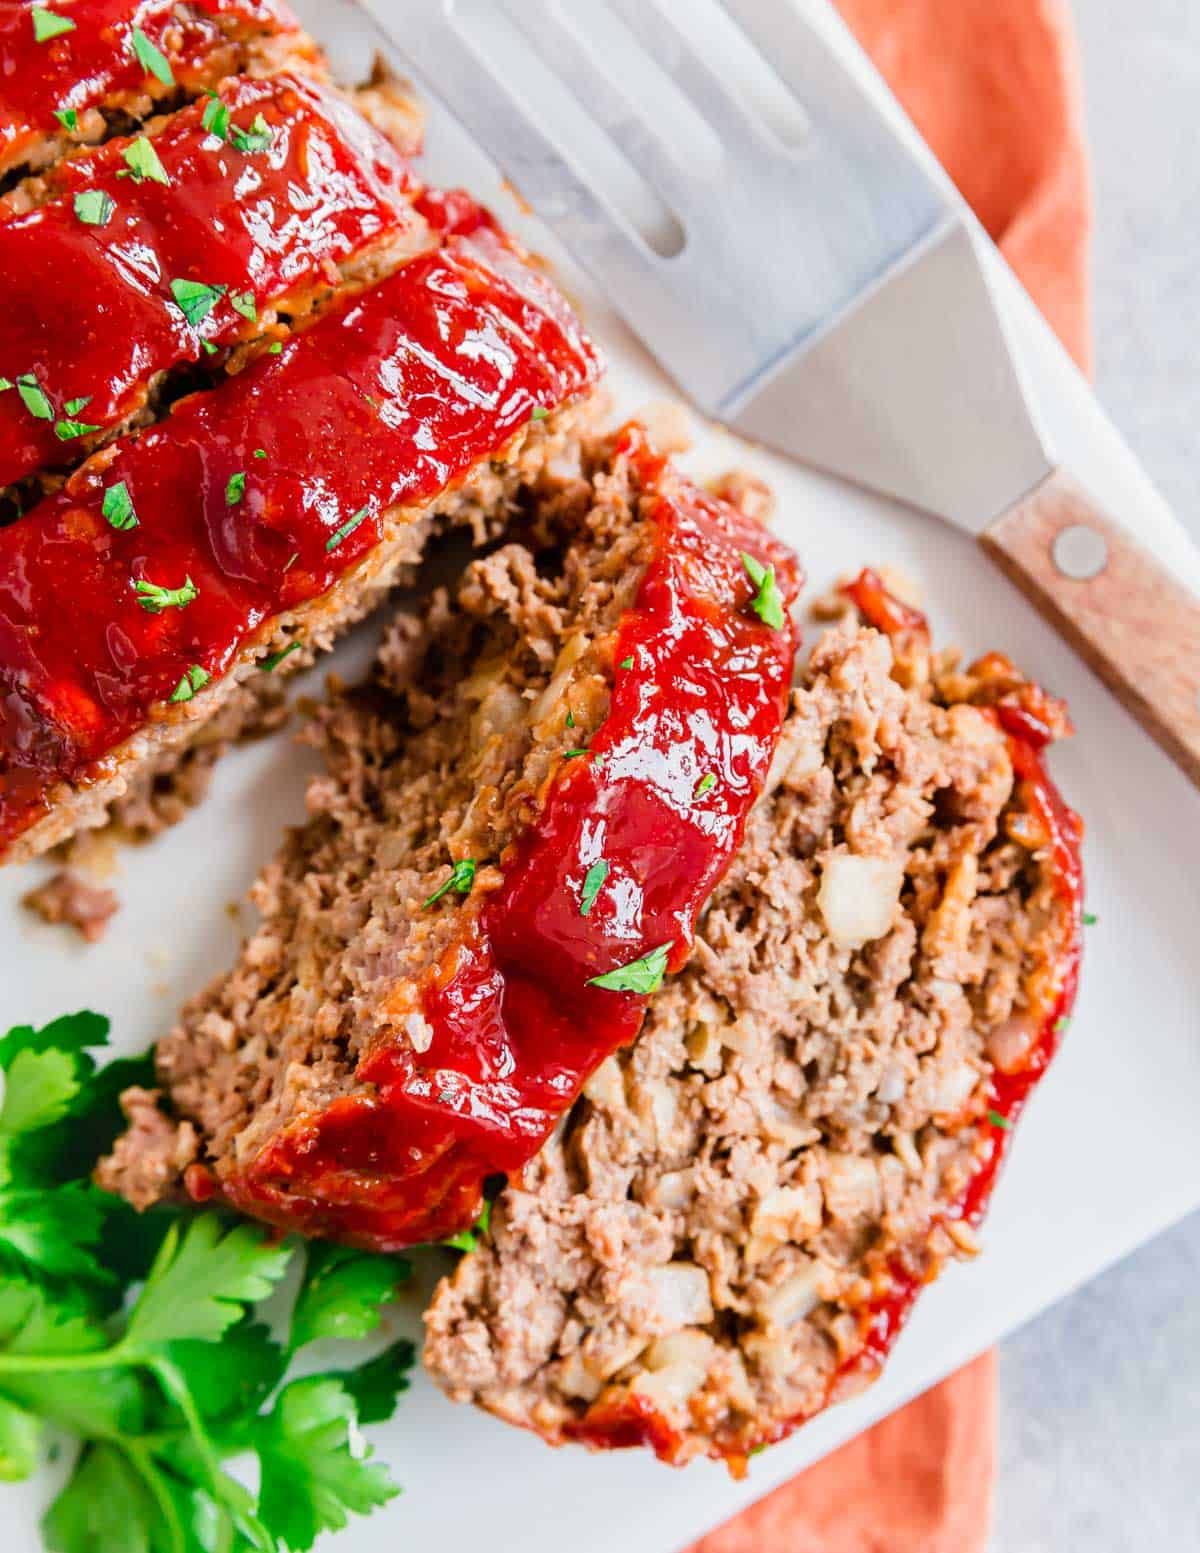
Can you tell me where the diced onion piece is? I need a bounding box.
[986,1013,1038,1074]
[647,1262,714,1327]
[817,854,905,950]
[761,1258,823,1327]
[629,1330,714,1408]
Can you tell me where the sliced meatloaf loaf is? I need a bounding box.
[423,571,1083,1468]
[99,425,803,1247]
[0,223,601,862]
[0,0,316,182]
[0,70,433,491]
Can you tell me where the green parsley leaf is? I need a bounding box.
[0,379,11,392]
[1083,911,1097,926]
[530,405,548,421]
[32,7,76,43]
[423,858,477,909]
[200,338,218,356]
[565,708,575,729]
[54,107,79,132]
[579,859,609,918]
[268,341,283,355]
[231,290,257,323]
[15,374,52,421]
[202,92,230,140]
[73,189,115,226]
[695,772,717,797]
[588,942,672,995]
[618,655,634,670]
[256,1377,398,1552]
[0,1047,80,1136]
[324,506,369,553]
[162,1318,286,1427]
[102,480,138,531]
[289,1243,409,1352]
[134,575,197,613]
[129,24,175,87]
[168,665,210,704]
[322,1338,415,1427]
[741,551,785,630]
[254,448,267,459]
[987,1110,1013,1131]
[441,1201,491,1254]
[0,1183,112,1283]
[63,396,91,416]
[124,1216,292,1349]
[42,1443,160,1552]
[230,113,274,155]
[261,640,302,672]
[120,135,170,186]
[54,416,102,441]
[225,471,246,506]
[170,278,227,330]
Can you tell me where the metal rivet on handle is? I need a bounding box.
[1053,524,1109,581]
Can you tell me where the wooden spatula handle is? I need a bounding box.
[981,471,1200,786]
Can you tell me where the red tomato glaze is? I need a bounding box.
[0,0,302,175]
[221,426,804,1249]
[0,226,600,854]
[0,72,423,488]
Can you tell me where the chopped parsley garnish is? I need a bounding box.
[579,859,609,918]
[225,471,246,506]
[200,338,218,356]
[987,1109,1013,1131]
[530,405,548,421]
[32,7,75,42]
[741,551,785,630]
[254,448,267,459]
[1083,911,1097,926]
[202,92,230,140]
[54,414,100,441]
[101,481,138,531]
[230,113,274,154]
[129,25,175,86]
[565,709,575,729]
[0,378,12,392]
[618,655,634,670]
[588,942,672,995]
[325,505,369,553]
[170,278,228,329]
[168,664,210,703]
[422,859,477,909]
[231,290,257,323]
[1055,1016,1071,1035]
[261,640,302,672]
[563,747,605,767]
[63,396,90,416]
[16,374,52,421]
[54,107,79,132]
[134,574,197,613]
[119,135,170,186]
[695,772,717,797]
[73,186,116,225]
[282,551,299,571]
[268,341,284,355]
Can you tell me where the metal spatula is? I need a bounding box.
[354,0,1200,785]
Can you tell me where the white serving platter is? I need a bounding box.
[4,2,1200,1549]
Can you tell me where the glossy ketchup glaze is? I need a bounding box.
[0,227,600,854]
[567,570,1084,1468]
[0,72,424,489]
[0,0,303,176]
[221,426,804,1249]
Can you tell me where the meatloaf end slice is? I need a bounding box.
[98,425,803,1250]
[422,573,1083,1468]
[0,226,601,863]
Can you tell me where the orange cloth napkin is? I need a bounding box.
[687,3,1092,1550]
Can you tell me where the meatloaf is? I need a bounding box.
[0,0,317,182]
[0,222,601,863]
[99,425,803,1247]
[423,570,1083,1468]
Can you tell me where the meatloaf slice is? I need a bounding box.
[0,71,433,491]
[423,573,1083,1468]
[99,425,803,1249]
[0,0,315,182]
[0,224,601,863]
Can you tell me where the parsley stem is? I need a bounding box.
[124,1441,188,1553]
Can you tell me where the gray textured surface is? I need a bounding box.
[992,3,1200,1547]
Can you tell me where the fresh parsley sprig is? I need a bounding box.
[0,1013,416,1553]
